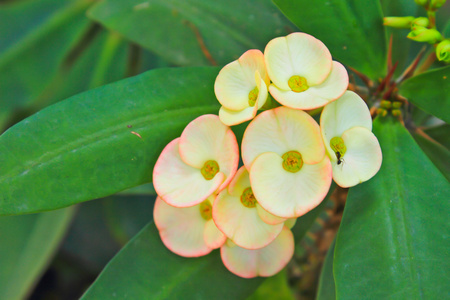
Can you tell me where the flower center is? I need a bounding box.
[240,187,257,208]
[288,75,309,93]
[248,86,259,107]
[199,199,212,220]
[282,151,303,173]
[330,137,347,157]
[201,160,220,180]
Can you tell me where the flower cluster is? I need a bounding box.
[153,32,382,278]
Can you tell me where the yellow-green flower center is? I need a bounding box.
[248,86,259,107]
[288,75,309,93]
[240,187,257,208]
[199,199,212,220]
[330,137,347,163]
[282,151,303,173]
[201,160,220,180]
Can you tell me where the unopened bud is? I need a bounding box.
[430,0,446,9]
[407,27,442,44]
[380,100,392,109]
[383,16,415,29]
[436,39,450,62]
[392,109,402,117]
[377,108,388,117]
[414,0,428,6]
[411,17,429,28]
[392,101,402,109]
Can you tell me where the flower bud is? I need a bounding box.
[383,16,415,29]
[407,27,442,44]
[380,100,392,109]
[430,0,446,9]
[392,101,402,109]
[436,39,450,62]
[414,0,428,6]
[411,17,429,28]
[392,109,402,117]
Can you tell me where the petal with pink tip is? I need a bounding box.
[250,152,332,218]
[265,33,332,90]
[178,115,239,191]
[154,197,211,257]
[331,127,382,188]
[227,166,251,197]
[213,189,283,249]
[220,226,294,278]
[204,219,226,249]
[308,61,348,101]
[242,107,325,169]
[321,91,372,157]
[153,138,225,207]
[215,50,267,111]
[256,204,287,225]
[219,105,257,126]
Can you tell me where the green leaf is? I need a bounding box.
[0,67,220,216]
[0,0,92,128]
[0,207,75,299]
[80,193,331,299]
[399,66,450,124]
[87,0,293,66]
[334,117,450,298]
[316,238,336,300]
[247,269,294,300]
[273,0,386,79]
[425,124,450,149]
[412,132,450,181]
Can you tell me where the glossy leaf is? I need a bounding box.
[87,0,293,66]
[0,67,221,216]
[316,239,336,300]
[247,269,294,300]
[0,207,75,299]
[334,117,450,298]
[273,0,386,79]
[425,124,450,149]
[0,0,92,128]
[399,66,450,124]
[412,132,450,181]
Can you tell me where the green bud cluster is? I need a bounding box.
[378,100,403,118]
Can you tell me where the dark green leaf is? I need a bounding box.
[412,132,450,181]
[273,0,386,79]
[0,207,75,299]
[316,238,336,300]
[0,67,220,216]
[0,0,92,128]
[87,0,293,66]
[399,66,450,123]
[247,269,294,300]
[424,124,450,149]
[334,117,450,298]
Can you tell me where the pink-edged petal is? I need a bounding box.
[178,115,239,191]
[286,32,332,85]
[250,152,332,218]
[227,166,251,197]
[264,36,294,90]
[321,91,372,156]
[154,197,211,257]
[242,107,325,169]
[213,189,283,249]
[214,60,255,111]
[308,61,348,101]
[256,204,287,225]
[331,127,382,188]
[269,85,330,110]
[220,226,294,278]
[239,49,269,87]
[219,105,257,126]
[204,219,226,249]
[153,138,225,207]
